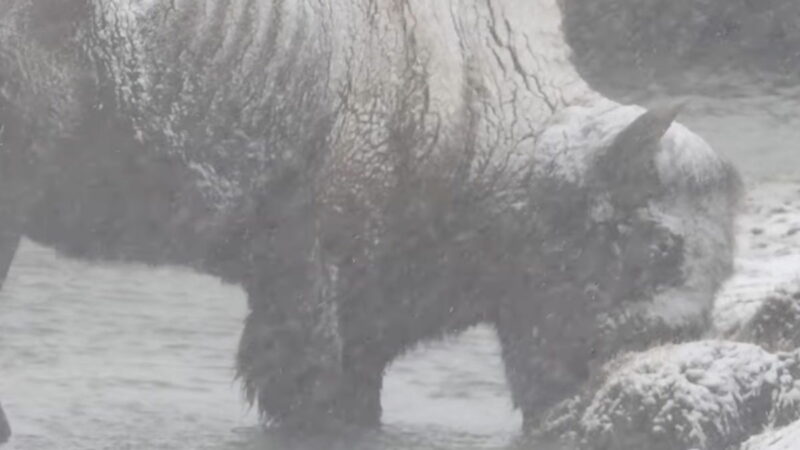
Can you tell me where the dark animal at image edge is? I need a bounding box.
[0,0,741,437]
[0,402,9,444]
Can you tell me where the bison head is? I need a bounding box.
[506,100,742,417]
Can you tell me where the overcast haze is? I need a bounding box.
[1,1,799,449]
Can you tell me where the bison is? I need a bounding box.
[0,0,740,435]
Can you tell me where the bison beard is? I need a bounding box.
[0,0,741,434]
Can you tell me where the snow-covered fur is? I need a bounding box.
[0,0,740,431]
[497,101,741,427]
[733,282,800,353]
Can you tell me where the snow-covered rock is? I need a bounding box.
[540,341,800,450]
[734,281,800,352]
[742,418,800,450]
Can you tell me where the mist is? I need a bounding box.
[0,1,798,449]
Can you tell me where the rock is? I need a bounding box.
[735,281,800,352]
[539,341,800,450]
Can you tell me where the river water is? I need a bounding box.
[0,241,522,449]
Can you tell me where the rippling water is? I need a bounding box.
[0,241,521,449]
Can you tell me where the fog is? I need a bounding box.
[0,1,798,449]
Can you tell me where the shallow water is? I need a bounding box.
[0,241,522,449]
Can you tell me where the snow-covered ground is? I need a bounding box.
[713,182,800,449]
[715,182,800,337]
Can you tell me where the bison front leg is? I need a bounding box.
[495,302,592,431]
[236,241,346,430]
[331,347,385,427]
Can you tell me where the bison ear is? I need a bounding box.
[599,102,684,207]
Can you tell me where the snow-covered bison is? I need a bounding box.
[0,0,740,433]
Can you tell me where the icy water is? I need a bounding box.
[0,241,522,449]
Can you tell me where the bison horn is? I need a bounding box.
[599,101,685,207]
[610,101,684,161]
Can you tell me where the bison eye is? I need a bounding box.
[657,232,684,256]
